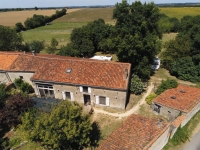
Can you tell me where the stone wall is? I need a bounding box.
[33,82,127,109]
[182,102,200,127]
[148,126,170,150]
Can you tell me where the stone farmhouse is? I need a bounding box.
[152,84,200,126]
[0,52,131,109]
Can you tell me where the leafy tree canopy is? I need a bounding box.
[0,94,34,128]
[19,101,99,150]
[130,75,144,95]
[156,79,178,95]
[24,40,45,53]
[46,38,59,54]
[0,25,23,51]
[113,1,162,79]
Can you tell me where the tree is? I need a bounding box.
[19,101,96,149]
[161,36,191,68]
[25,40,45,53]
[34,6,38,10]
[14,78,33,93]
[113,1,162,79]
[59,43,79,57]
[170,57,200,82]
[156,79,178,95]
[0,25,23,51]
[130,75,144,95]
[0,94,34,128]
[46,38,58,54]
[15,22,25,32]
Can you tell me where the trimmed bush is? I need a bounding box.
[145,93,157,105]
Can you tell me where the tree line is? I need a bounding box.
[15,8,67,32]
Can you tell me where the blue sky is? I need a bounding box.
[1,0,200,8]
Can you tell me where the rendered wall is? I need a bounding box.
[154,103,180,121]
[148,126,170,150]
[34,83,128,109]
[182,102,200,127]
[0,72,9,83]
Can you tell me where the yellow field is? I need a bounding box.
[160,7,200,20]
[0,9,80,27]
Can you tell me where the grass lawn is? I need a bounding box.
[22,22,87,47]
[137,104,167,120]
[92,113,125,144]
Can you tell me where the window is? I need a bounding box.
[99,96,106,105]
[37,84,55,98]
[83,86,88,93]
[65,92,71,100]
[19,76,23,79]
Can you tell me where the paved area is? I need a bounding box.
[182,123,200,150]
[182,130,200,150]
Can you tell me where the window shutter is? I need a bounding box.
[70,92,74,101]
[88,87,91,93]
[96,96,99,104]
[62,91,66,100]
[80,86,83,92]
[106,97,110,106]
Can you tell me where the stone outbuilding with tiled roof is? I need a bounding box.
[152,84,200,126]
[98,114,171,150]
[0,52,131,109]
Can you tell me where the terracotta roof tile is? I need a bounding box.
[98,114,169,150]
[171,115,186,128]
[153,84,200,113]
[1,52,131,90]
[0,53,19,70]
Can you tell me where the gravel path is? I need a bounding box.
[93,83,154,118]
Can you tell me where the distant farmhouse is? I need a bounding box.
[0,52,131,109]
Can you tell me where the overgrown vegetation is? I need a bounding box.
[156,79,178,95]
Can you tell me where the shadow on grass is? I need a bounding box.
[90,121,101,149]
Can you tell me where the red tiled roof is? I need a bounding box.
[0,53,19,70]
[98,114,169,150]
[171,115,186,128]
[153,84,200,113]
[1,52,131,90]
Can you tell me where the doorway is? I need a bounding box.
[83,94,91,106]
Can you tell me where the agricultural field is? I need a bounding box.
[55,8,115,25]
[160,7,200,20]
[0,10,58,27]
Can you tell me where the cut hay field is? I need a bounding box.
[0,9,80,27]
[160,7,200,20]
[55,8,115,25]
